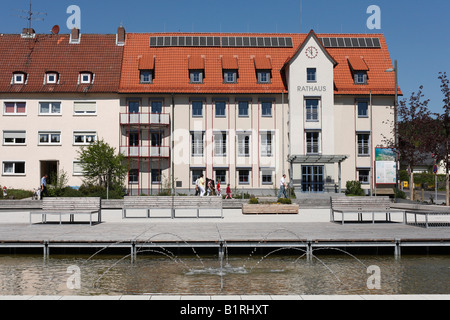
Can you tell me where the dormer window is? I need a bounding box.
[354,71,368,85]
[188,56,205,84]
[257,70,271,84]
[140,70,153,84]
[80,72,93,84]
[224,70,238,84]
[13,73,26,84]
[46,72,59,84]
[190,70,204,84]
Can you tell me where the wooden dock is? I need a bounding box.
[0,221,449,258]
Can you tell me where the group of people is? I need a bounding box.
[194,173,289,199]
[194,175,233,199]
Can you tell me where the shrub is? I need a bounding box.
[345,181,365,196]
[249,197,259,204]
[0,188,34,200]
[277,198,292,204]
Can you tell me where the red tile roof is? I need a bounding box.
[120,32,400,96]
[0,33,123,93]
[348,56,369,71]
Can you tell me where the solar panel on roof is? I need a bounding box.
[330,38,338,47]
[186,36,192,46]
[351,38,359,47]
[214,37,220,46]
[229,37,236,46]
[271,38,278,47]
[150,37,157,47]
[358,38,367,47]
[285,38,293,47]
[278,37,286,47]
[250,37,257,46]
[243,37,250,46]
[207,37,213,46]
[372,38,381,47]
[344,38,352,47]
[365,38,374,48]
[222,37,229,46]
[337,38,345,47]
[236,37,243,46]
[264,38,271,47]
[193,37,199,46]
[257,37,264,46]
[179,36,185,46]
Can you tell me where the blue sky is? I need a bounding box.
[1,0,449,114]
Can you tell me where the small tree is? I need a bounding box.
[386,86,434,201]
[436,72,450,206]
[77,139,127,198]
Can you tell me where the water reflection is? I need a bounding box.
[0,254,448,296]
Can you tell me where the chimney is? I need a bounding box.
[21,28,36,39]
[117,25,126,46]
[70,28,80,44]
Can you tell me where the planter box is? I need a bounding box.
[242,204,299,215]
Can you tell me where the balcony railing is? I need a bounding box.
[120,113,170,126]
[120,146,170,158]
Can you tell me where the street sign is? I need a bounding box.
[433,165,438,175]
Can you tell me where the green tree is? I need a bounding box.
[77,139,127,198]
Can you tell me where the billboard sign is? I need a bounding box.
[375,148,397,185]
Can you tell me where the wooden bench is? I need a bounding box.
[330,197,404,225]
[122,196,223,219]
[404,210,450,228]
[30,197,102,226]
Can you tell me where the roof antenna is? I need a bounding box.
[15,0,47,34]
[300,0,303,33]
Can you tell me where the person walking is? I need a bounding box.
[278,174,288,199]
[216,179,222,197]
[40,174,49,200]
[225,184,233,199]
[198,174,206,197]
[195,176,200,196]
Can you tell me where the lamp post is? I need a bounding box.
[386,60,399,193]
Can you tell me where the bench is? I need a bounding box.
[330,197,404,225]
[122,196,223,219]
[30,197,101,226]
[404,210,450,228]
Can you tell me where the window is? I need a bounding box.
[238,134,251,157]
[151,132,162,147]
[74,132,97,145]
[261,170,273,185]
[128,101,140,114]
[191,132,204,157]
[357,134,370,156]
[358,169,370,185]
[215,170,227,184]
[214,132,227,157]
[4,102,26,115]
[74,102,96,115]
[261,101,272,117]
[306,99,319,122]
[261,132,273,157]
[190,70,204,83]
[306,131,320,154]
[13,73,26,84]
[46,73,58,84]
[307,68,317,82]
[151,169,162,184]
[73,161,86,176]
[224,70,237,83]
[151,101,162,114]
[140,70,153,84]
[2,161,25,175]
[355,71,367,85]
[239,170,250,185]
[192,169,203,185]
[80,73,93,84]
[238,101,249,117]
[192,101,203,117]
[3,131,26,145]
[129,169,139,184]
[39,132,61,145]
[257,70,271,84]
[129,131,140,147]
[39,102,61,115]
[215,101,226,117]
[358,101,369,118]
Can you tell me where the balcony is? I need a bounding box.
[120,146,170,158]
[120,113,170,127]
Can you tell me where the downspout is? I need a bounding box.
[171,93,175,195]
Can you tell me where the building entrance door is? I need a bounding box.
[302,165,324,193]
[40,161,59,186]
